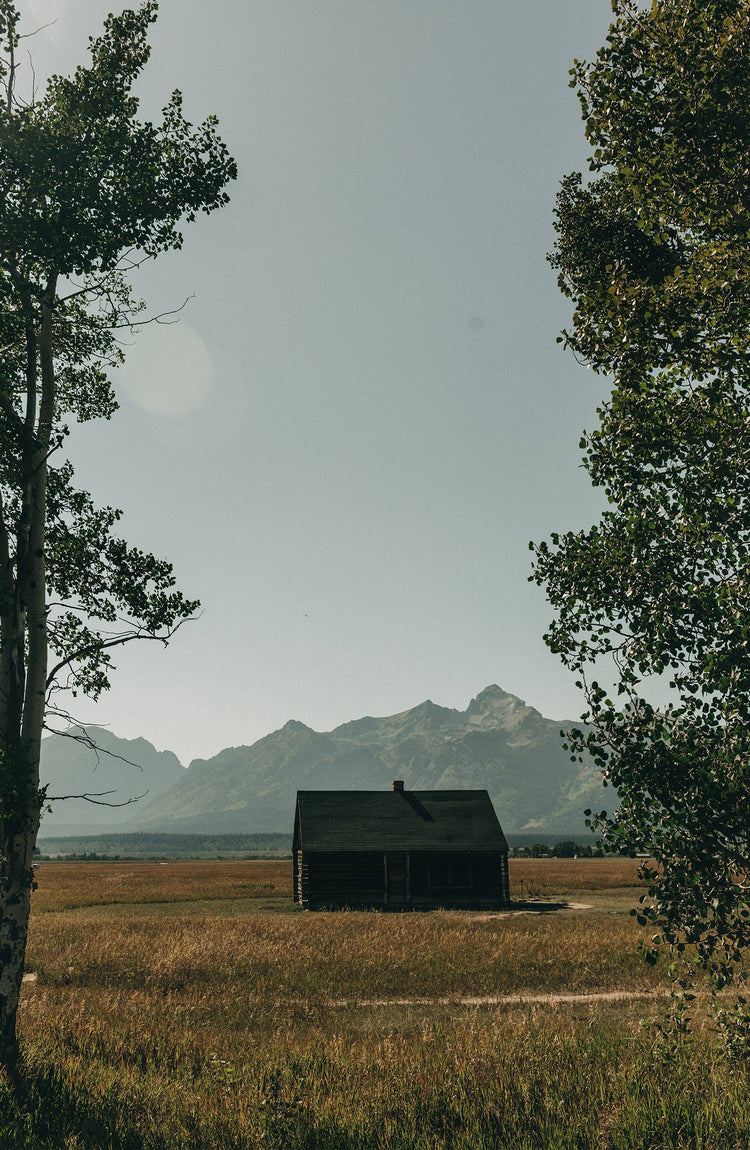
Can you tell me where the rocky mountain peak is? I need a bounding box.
[282,719,314,734]
[466,684,513,713]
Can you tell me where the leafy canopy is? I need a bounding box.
[0,0,236,715]
[532,0,750,1038]
[0,0,236,1065]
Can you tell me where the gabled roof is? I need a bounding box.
[295,789,507,853]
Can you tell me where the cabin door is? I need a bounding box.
[385,851,409,908]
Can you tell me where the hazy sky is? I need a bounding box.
[24,1,616,764]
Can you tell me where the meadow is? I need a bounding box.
[1,859,747,1148]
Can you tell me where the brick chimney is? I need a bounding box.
[392,780,404,792]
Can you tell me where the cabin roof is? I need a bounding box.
[294,789,508,853]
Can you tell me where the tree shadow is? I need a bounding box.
[509,900,571,913]
[0,1055,174,1150]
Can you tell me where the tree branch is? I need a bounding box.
[43,789,148,808]
[45,616,193,689]
[42,719,145,773]
[112,294,195,331]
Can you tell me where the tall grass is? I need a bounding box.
[8,1001,749,1149]
[26,908,662,999]
[32,859,287,913]
[5,859,745,1149]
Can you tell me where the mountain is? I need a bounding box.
[120,686,610,837]
[39,727,185,837]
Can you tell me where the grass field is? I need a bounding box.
[1,858,746,1148]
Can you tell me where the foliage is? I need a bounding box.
[532,0,750,1024]
[0,0,235,1061]
[0,0,235,710]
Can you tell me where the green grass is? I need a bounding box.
[5,1010,749,1149]
[4,859,747,1148]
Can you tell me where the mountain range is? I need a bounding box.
[38,686,612,839]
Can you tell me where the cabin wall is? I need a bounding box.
[292,812,302,903]
[408,850,508,908]
[300,849,509,910]
[302,851,384,909]
[294,849,305,904]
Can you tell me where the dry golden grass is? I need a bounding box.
[13,983,747,1150]
[33,856,645,913]
[32,859,287,913]
[27,858,652,1007]
[25,904,661,1000]
[508,856,645,897]
[6,859,746,1149]
[26,857,656,1001]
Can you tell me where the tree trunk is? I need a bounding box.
[0,278,55,1066]
[0,820,36,1065]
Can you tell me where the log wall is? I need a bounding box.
[298,849,509,910]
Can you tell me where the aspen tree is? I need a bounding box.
[534,0,750,1046]
[0,2,235,1062]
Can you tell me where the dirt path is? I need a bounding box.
[328,989,665,1008]
[471,902,594,919]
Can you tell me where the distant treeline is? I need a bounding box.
[505,832,598,849]
[35,832,292,860]
[35,830,603,861]
[510,841,605,859]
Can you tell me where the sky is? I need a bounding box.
[21,1,617,765]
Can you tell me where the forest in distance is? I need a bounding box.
[34,831,603,861]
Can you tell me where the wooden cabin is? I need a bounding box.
[293,781,509,910]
